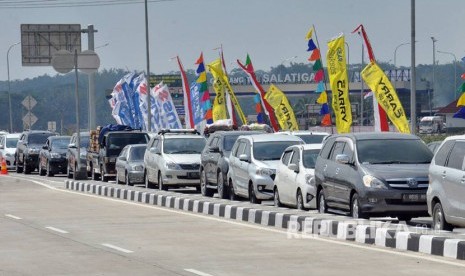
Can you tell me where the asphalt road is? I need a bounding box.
[1,174,465,276]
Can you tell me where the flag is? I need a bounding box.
[326,34,352,133]
[207,59,228,121]
[217,47,237,126]
[363,91,373,99]
[453,106,465,119]
[254,94,265,123]
[316,91,328,104]
[362,62,410,133]
[176,56,194,128]
[461,73,465,80]
[457,93,465,106]
[321,113,332,126]
[265,84,299,131]
[237,54,279,131]
[457,82,465,94]
[190,82,203,125]
[195,53,213,124]
[151,83,182,130]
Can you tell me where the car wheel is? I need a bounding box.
[249,183,261,204]
[217,171,228,199]
[23,158,31,174]
[274,188,282,207]
[432,202,453,231]
[200,169,213,197]
[318,190,327,214]
[158,172,168,191]
[145,171,154,189]
[91,165,100,181]
[101,165,108,182]
[296,190,306,210]
[351,193,367,219]
[125,172,132,186]
[15,156,23,173]
[229,180,238,201]
[46,161,54,177]
[39,162,46,176]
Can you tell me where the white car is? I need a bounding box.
[0,133,21,170]
[227,134,304,204]
[275,130,329,144]
[144,129,206,190]
[273,144,322,210]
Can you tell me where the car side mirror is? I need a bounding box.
[0,145,4,149]
[210,146,220,153]
[42,145,48,150]
[239,154,249,162]
[150,147,161,155]
[288,163,299,173]
[118,156,127,161]
[68,143,77,149]
[335,154,350,164]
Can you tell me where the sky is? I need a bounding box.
[0,0,464,82]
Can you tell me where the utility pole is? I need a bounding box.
[145,0,152,132]
[410,0,417,133]
[82,25,98,130]
[431,36,437,111]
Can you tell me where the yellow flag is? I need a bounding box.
[208,59,247,125]
[326,35,352,133]
[207,59,227,121]
[316,91,328,104]
[457,93,465,106]
[362,62,410,133]
[305,27,314,40]
[265,84,299,131]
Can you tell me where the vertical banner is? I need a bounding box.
[151,83,182,130]
[265,84,299,131]
[326,35,352,133]
[208,59,229,122]
[176,56,194,129]
[190,82,203,125]
[361,62,410,133]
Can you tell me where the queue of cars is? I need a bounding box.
[2,127,465,231]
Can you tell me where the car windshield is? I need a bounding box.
[297,134,326,144]
[224,135,241,151]
[253,141,301,161]
[51,138,71,150]
[79,136,90,148]
[420,121,433,127]
[108,133,149,150]
[357,139,433,164]
[129,146,146,161]
[29,133,55,144]
[163,138,206,154]
[6,138,18,148]
[302,149,320,168]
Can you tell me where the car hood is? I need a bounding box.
[255,160,280,170]
[128,160,144,167]
[164,154,201,164]
[5,148,16,155]
[361,163,430,180]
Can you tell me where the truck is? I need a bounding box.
[87,125,149,182]
[418,116,445,134]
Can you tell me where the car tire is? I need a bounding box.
[296,190,306,210]
[39,163,46,176]
[46,161,54,177]
[125,172,132,186]
[351,193,367,219]
[145,171,154,189]
[159,172,168,191]
[249,183,261,204]
[318,190,327,214]
[67,165,72,179]
[229,180,238,201]
[217,171,228,199]
[23,158,31,174]
[274,188,282,207]
[91,165,100,181]
[15,156,23,173]
[432,202,453,231]
[200,169,213,197]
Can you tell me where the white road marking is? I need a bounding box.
[101,243,133,253]
[7,174,465,268]
[5,214,22,220]
[45,226,69,234]
[184,269,214,276]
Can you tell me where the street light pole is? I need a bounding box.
[144,0,152,132]
[7,42,20,133]
[394,42,410,68]
[431,37,437,110]
[437,50,457,99]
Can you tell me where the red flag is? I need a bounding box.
[321,114,332,126]
[314,69,324,82]
[461,73,465,80]
[176,56,194,128]
[308,48,321,61]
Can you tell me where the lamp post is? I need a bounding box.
[437,50,457,99]
[431,37,437,109]
[394,42,410,68]
[7,42,20,133]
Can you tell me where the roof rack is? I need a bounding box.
[157,129,200,135]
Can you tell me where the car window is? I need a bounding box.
[282,150,293,165]
[434,140,454,167]
[51,138,70,150]
[446,141,465,170]
[253,141,301,161]
[303,149,320,168]
[243,141,251,157]
[120,147,128,158]
[357,139,433,164]
[297,134,327,144]
[29,133,54,144]
[129,146,146,161]
[235,141,246,157]
[6,138,18,148]
[223,135,241,151]
[330,142,345,161]
[163,138,206,154]
[211,137,219,148]
[342,142,354,160]
[290,149,300,165]
[319,137,335,159]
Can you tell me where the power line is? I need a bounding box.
[0,0,173,8]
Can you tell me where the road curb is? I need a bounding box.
[66,180,465,261]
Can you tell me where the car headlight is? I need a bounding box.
[28,148,39,154]
[305,174,314,185]
[362,175,387,189]
[131,165,144,171]
[50,152,61,158]
[256,167,275,176]
[166,161,180,170]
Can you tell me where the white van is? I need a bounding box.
[419,116,444,134]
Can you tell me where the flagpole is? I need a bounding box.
[361,43,364,127]
[312,24,328,91]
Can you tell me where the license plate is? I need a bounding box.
[187,172,200,178]
[402,194,426,202]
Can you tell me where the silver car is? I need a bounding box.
[115,144,146,185]
[0,133,21,170]
[428,135,465,230]
[227,134,304,204]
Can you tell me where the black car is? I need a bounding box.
[314,132,433,221]
[200,131,262,198]
[66,132,90,179]
[39,136,71,176]
[15,130,58,174]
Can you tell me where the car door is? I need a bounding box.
[201,135,214,182]
[285,148,301,205]
[116,147,128,180]
[442,140,465,222]
[332,139,357,210]
[233,140,248,196]
[17,133,26,162]
[324,140,346,206]
[206,136,220,183]
[147,138,159,182]
[40,139,50,170]
[276,149,293,204]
